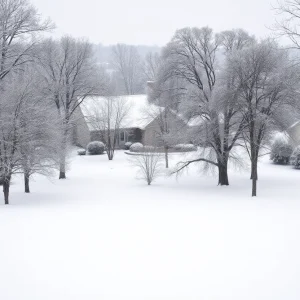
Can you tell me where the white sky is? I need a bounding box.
[32,0,279,46]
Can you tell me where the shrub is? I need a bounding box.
[87,141,105,155]
[270,138,293,165]
[144,145,155,152]
[129,142,144,152]
[124,142,133,150]
[291,146,300,168]
[173,144,197,152]
[130,148,162,185]
[77,149,86,156]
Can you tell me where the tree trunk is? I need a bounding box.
[251,159,258,197]
[107,148,114,161]
[3,177,10,205]
[59,138,67,179]
[59,155,66,179]
[218,159,229,186]
[0,166,4,186]
[24,172,30,193]
[164,146,169,169]
[59,125,68,179]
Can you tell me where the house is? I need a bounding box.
[287,120,300,146]
[72,94,187,149]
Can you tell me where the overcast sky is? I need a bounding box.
[31,0,278,46]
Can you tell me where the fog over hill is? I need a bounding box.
[93,44,161,64]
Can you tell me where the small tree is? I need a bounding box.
[143,103,186,168]
[131,148,162,185]
[87,96,131,160]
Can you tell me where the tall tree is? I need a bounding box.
[275,0,300,48]
[111,44,144,95]
[18,70,60,194]
[161,27,253,185]
[0,0,52,80]
[37,36,107,179]
[143,52,161,81]
[229,40,299,196]
[0,69,59,204]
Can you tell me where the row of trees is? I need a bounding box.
[0,0,111,204]
[1,0,300,203]
[149,23,300,196]
[0,0,162,204]
[110,44,160,95]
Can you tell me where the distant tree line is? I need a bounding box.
[1,0,300,204]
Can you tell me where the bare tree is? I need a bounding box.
[274,0,300,48]
[37,37,108,179]
[130,149,162,185]
[0,0,52,187]
[0,68,60,204]
[144,95,187,168]
[87,96,131,160]
[18,75,60,193]
[0,84,24,204]
[228,40,300,196]
[160,27,253,185]
[218,29,255,52]
[0,0,52,81]
[143,52,161,81]
[111,44,144,94]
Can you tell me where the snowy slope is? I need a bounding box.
[0,151,300,300]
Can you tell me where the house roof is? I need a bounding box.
[289,120,300,130]
[80,94,162,131]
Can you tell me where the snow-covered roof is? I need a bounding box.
[80,94,162,131]
[288,120,300,130]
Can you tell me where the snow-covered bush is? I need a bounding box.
[290,146,300,168]
[77,149,86,156]
[173,144,197,152]
[270,138,293,165]
[124,142,133,150]
[130,142,144,152]
[87,141,105,155]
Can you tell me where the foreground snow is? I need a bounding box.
[0,151,300,300]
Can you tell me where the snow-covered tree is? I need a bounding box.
[274,0,300,48]
[87,96,131,160]
[143,52,161,82]
[0,69,59,204]
[159,27,253,185]
[0,0,52,81]
[37,36,108,179]
[228,40,300,196]
[111,44,144,94]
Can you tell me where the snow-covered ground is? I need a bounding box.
[0,151,300,300]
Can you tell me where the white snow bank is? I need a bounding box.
[0,151,300,300]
